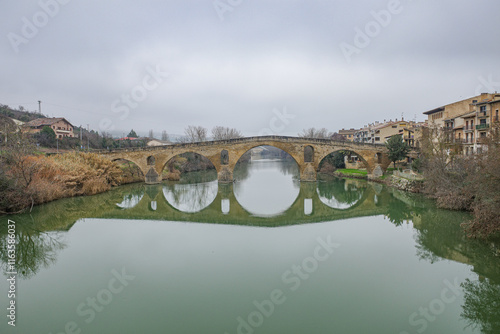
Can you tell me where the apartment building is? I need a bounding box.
[353,120,393,144]
[423,93,500,154]
[352,119,422,147]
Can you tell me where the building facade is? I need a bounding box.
[23,117,75,138]
[337,128,356,142]
[423,93,500,154]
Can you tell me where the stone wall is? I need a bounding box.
[389,175,423,193]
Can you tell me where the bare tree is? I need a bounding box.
[211,126,242,140]
[161,130,169,141]
[298,127,333,139]
[148,129,154,139]
[183,125,207,143]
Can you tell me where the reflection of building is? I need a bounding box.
[23,117,75,138]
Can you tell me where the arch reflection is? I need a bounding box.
[116,193,144,209]
[162,181,218,213]
[317,178,366,210]
[233,158,300,217]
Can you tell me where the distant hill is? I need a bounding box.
[0,104,47,123]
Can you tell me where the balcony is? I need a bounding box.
[464,126,474,132]
[477,111,488,118]
[494,116,499,122]
[453,138,467,144]
[476,123,490,130]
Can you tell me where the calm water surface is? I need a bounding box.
[1,160,499,334]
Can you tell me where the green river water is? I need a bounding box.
[1,159,499,334]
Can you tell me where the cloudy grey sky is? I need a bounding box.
[1,0,500,137]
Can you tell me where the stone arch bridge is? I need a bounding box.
[98,136,411,184]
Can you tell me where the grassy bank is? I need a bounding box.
[0,151,128,213]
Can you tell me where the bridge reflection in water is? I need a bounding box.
[2,177,500,333]
[105,179,388,226]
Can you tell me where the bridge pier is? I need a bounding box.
[300,163,317,182]
[145,167,161,184]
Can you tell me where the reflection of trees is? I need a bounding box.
[163,181,218,213]
[116,193,144,208]
[385,195,414,226]
[317,178,365,209]
[233,162,250,181]
[279,161,300,179]
[178,170,217,184]
[461,278,500,334]
[0,224,66,279]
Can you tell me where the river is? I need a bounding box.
[1,159,499,334]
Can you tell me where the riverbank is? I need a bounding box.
[0,152,140,214]
[326,168,424,193]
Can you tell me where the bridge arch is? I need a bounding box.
[232,143,300,167]
[220,143,302,183]
[111,158,147,181]
[160,151,217,182]
[317,149,370,172]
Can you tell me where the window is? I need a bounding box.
[480,105,486,112]
[392,125,397,128]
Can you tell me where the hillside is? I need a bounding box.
[0,103,47,123]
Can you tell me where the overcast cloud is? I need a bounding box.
[1,0,500,137]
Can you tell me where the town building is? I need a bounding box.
[423,93,500,154]
[23,117,75,138]
[352,119,422,147]
[147,139,173,147]
[337,128,356,142]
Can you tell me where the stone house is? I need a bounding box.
[23,117,75,138]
